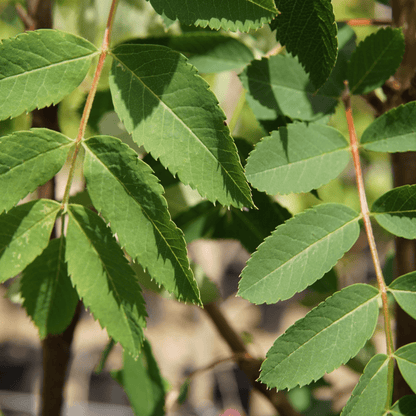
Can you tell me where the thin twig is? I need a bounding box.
[15,4,36,30]
[341,18,392,26]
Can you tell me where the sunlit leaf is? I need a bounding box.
[388,271,416,320]
[395,343,416,394]
[260,284,380,389]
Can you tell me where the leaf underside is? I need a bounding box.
[395,343,416,394]
[259,284,380,390]
[238,203,360,304]
[66,204,147,357]
[0,199,60,283]
[109,43,252,208]
[388,271,416,320]
[348,27,405,95]
[239,54,339,122]
[371,185,416,239]
[21,237,79,339]
[245,123,349,195]
[83,135,201,305]
[146,0,278,32]
[340,354,390,416]
[0,128,73,214]
[361,102,416,153]
[271,0,338,90]
[0,29,98,120]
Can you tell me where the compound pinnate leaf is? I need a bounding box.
[239,54,338,122]
[245,123,349,195]
[270,0,337,90]
[348,27,405,95]
[0,199,60,283]
[146,0,277,32]
[341,354,390,416]
[110,44,252,209]
[0,128,74,214]
[0,29,98,121]
[388,271,416,320]
[259,284,380,390]
[395,343,416,394]
[238,203,360,304]
[361,102,416,153]
[21,237,78,339]
[66,204,147,357]
[389,396,416,416]
[371,185,416,239]
[113,340,165,416]
[83,135,201,305]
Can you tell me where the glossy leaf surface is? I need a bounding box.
[361,102,416,153]
[110,44,252,208]
[260,284,380,389]
[66,205,147,357]
[348,27,405,95]
[245,123,349,195]
[0,129,73,214]
[146,0,277,32]
[270,0,337,89]
[371,185,416,239]
[0,29,98,120]
[21,238,78,339]
[83,135,201,305]
[341,354,390,416]
[0,200,60,283]
[388,271,416,320]
[238,203,360,304]
[395,343,416,394]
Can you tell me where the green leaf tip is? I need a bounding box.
[0,29,98,121]
[259,284,380,390]
[109,43,253,209]
[388,271,416,320]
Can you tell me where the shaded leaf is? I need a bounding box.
[0,129,73,213]
[270,0,337,89]
[110,43,253,208]
[112,339,165,416]
[388,271,416,320]
[371,185,416,239]
[83,135,201,305]
[21,237,78,339]
[239,54,339,122]
[66,204,147,357]
[259,284,380,389]
[361,102,416,153]
[238,203,360,304]
[0,199,60,283]
[245,123,349,195]
[146,0,277,32]
[0,29,98,120]
[395,343,416,394]
[389,396,416,416]
[348,27,405,95]
[341,354,390,416]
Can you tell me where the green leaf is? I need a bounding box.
[110,43,253,209]
[0,129,73,213]
[146,0,278,32]
[270,0,337,89]
[388,271,416,320]
[389,396,416,416]
[127,33,254,73]
[395,343,416,394]
[361,102,416,153]
[239,54,339,122]
[259,284,380,389]
[83,135,201,305]
[20,237,78,339]
[66,204,147,357]
[238,203,360,304]
[0,199,60,283]
[0,29,98,121]
[245,123,349,195]
[371,185,416,239]
[348,27,405,95]
[341,354,390,416]
[113,339,165,416]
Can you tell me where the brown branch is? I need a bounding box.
[203,303,301,416]
[340,18,392,26]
